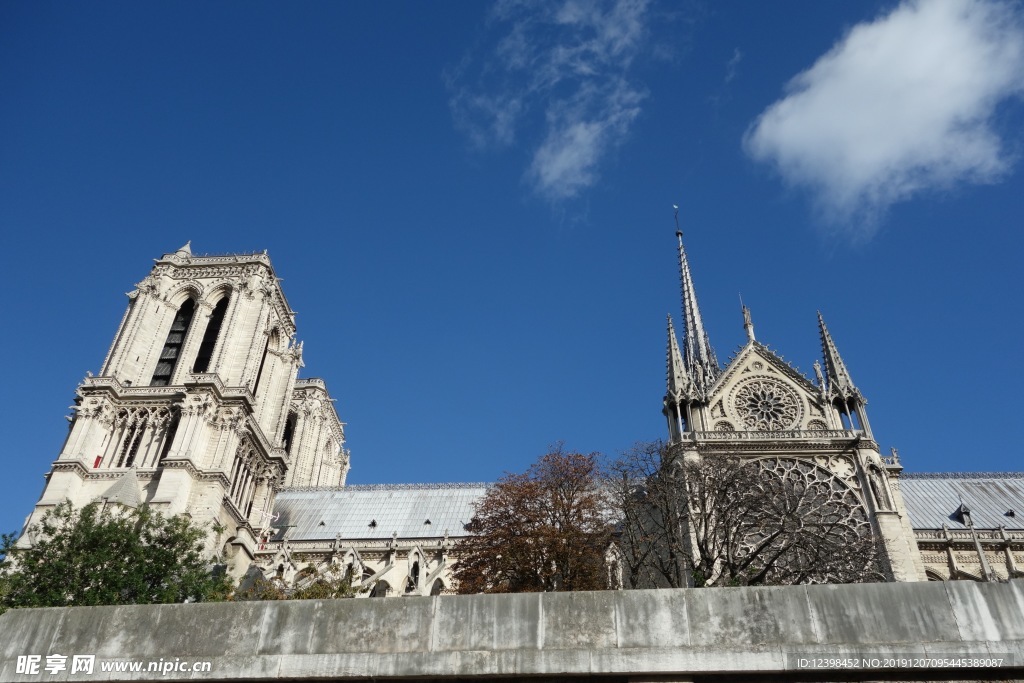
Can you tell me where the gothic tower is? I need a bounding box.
[26,244,349,575]
[662,225,925,582]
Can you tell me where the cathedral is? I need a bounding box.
[22,238,1023,594]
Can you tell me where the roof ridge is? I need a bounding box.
[278,481,491,492]
[901,471,1024,480]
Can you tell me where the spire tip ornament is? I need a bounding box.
[673,206,719,396]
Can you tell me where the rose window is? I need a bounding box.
[734,379,800,431]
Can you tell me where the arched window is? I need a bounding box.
[116,420,146,468]
[192,295,230,374]
[158,413,180,463]
[407,560,421,593]
[252,330,277,397]
[151,299,196,386]
[282,411,298,454]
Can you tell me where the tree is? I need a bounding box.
[453,448,613,594]
[231,572,287,601]
[606,440,692,589]
[290,563,360,600]
[231,562,363,602]
[1,501,231,612]
[608,441,884,588]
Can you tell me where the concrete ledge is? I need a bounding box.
[1,580,1022,681]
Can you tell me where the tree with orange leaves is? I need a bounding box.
[453,448,612,594]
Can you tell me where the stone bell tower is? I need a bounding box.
[26,243,349,574]
[662,221,925,582]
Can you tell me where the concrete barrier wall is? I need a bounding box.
[1,580,1022,681]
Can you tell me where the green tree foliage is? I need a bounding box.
[231,563,362,602]
[231,575,287,601]
[291,564,360,600]
[0,501,230,612]
[453,448,613,594]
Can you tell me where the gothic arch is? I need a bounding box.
[407,547,425,594]
[151,298,197,386]
[267,325,286,352]
[164,282,203,308]
[369,580,392,598]
[193,291,231,374]
[201,282,234,308]
[340,549,364,579]
[253,328,281,397]
[868,465,892,511]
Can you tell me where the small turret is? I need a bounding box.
[663,315,692,442]
[818,312,859,401]
[666,315,689,400]
[817,312,872,436]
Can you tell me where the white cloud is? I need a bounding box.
[745,0,1024,235]
[528,81,644,199]
[725,48,742,84]
[447,0,651,200]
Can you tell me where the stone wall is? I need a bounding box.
[1,580,1022,681]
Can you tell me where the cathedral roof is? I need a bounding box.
[271,483,488,541]
[900,473,1024,530]
[270,474,1024,542]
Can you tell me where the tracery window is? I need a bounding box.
[116,418,145,468]
[158,413,179,462]
[733,378,801,431]
[99,406,174,469]
[151,299,196,386]
[228,440,261,518]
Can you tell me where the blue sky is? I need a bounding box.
[2,1,1023,534]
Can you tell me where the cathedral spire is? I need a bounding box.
[665,314,690,402]
[674,206,719,392]
[817,312,859,400]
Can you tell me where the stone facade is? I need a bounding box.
[22,240,1022,594]
[24,243,349,576]
[661,227,924,581]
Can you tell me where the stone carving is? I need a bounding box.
[733,378,801,431]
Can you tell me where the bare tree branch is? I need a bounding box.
[608,442,885,588]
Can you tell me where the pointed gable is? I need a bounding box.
[704,342,831,432]
[97,469,142,509]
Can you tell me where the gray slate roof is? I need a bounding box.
[271,472,1024,542]
[899,473,1024,530]
[271,483,488,541]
